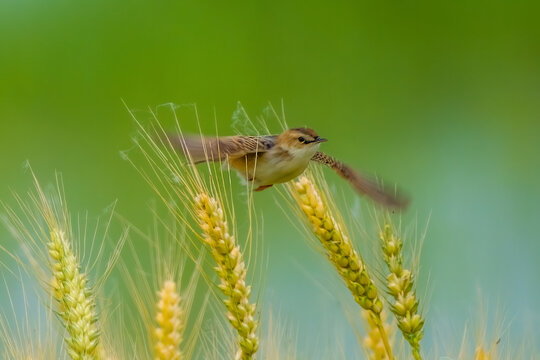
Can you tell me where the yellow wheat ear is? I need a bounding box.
[118,208,207,360]
[155,280,184,360]
[194,193,259,360]
[288,175,393,359]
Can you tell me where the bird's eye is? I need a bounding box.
[298,137,305,143]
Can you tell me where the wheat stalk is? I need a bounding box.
[290,175,393,359]
[194,193,258,360]
[379,224,424,360]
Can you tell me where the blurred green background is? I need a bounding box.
[1,0,539,356]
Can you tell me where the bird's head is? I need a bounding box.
[277,127,327,156]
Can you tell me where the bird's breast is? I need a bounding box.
[251,148,313,186]
[227,146,316,186]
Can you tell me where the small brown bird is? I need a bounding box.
[169,128,408,209]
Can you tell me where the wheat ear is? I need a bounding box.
[380,224,424,360]
[291,176,393,359]
[194,193,258,360]
[48,229,101,360]
[154,280,184,360]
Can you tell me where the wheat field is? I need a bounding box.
[0,105,536,359]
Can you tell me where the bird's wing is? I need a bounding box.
[311,151,409,209]
[168,134,277,164]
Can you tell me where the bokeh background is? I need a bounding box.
[1,0,539,356]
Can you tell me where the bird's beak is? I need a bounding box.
[315,137,327,143]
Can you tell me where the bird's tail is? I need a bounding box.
[312,151,409,209]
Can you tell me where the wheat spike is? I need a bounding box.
[194,193,259,360]
[154,280,184,360]
[291,176,393,359]
[380,224,424,360]
[48,229,101,360]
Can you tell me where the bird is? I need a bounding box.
[168,127,408,209]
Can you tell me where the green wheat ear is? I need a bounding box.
[380,224,424,360]
[0,169,130,360]
[48,229,101,360]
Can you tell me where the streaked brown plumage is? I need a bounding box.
[169,128,409,209]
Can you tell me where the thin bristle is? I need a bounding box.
[0,267,60,359]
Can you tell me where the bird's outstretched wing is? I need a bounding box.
[168,134,278,164]
[311,151,409,209]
